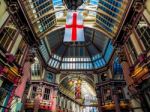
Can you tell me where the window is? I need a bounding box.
[31,63,41,76]
[0,18,17,50]
[0,88,8,106]
[113,57,123,80]
[31,86,37,99]
[15,40,27,64]
[136,16,150,50]
[117,87,124,100]
[31,57,41,77]
[103,88,111,102]
[0,79,10,106]
[126,38,137,63]
[43,88,50,100]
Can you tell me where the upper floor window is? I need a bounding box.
[15,40,27,64]
[31,57,41,78]
[43,88,50,100]
[117,87,124,100]
[126,38,137,64]
[31,86,37,99]
[113,57,123,80]
[0,18,17,50]
[136,16,150,51]
[103,88,111,102]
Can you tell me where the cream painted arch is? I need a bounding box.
[58,73,95,88]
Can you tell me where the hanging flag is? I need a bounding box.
[64,11,85,42]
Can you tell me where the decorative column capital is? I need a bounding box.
[7,1,19,14]
[133,1,144,13]
[123,24,132,32]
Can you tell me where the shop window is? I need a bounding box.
[126,38,137,64]
[0,18,17,50]
[43,88,50,100]
[136,16,150,51]
[0,80,13,106]
[0,88,8,106]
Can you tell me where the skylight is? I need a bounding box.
[52,0,64,18]
[78,0,99,16]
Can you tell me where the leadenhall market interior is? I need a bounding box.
[0,0,150,112]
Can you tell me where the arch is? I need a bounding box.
[40,25,112,39]
[59,73,95,88]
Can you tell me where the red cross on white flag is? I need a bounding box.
[64,11,85,42]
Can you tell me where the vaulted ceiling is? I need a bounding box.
[39,27,114,70]
[20,0,131,39]
[19,0,133,70]
[59,74,97,104]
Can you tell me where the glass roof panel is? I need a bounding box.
[90,0,99,5]
[96,0,130,37]
[38,27,114,70]
[39,40,50,62]
[77,0,98,17]
[52,0,65,18]
[104,41,114,62]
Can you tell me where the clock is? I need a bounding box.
[46,73,53,82]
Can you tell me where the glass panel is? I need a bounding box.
[43,88,50,100]
[126,38,137,63]
[136,16,150,50]
[104,41,114,62]
[0,18,17,50]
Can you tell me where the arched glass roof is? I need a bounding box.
[39,27,114,70]
[20,0,132,70]
[22,0,130,38]
[59,74,97,104]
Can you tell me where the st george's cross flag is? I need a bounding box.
[64,11,85,42]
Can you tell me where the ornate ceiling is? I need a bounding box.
[39,27,114,70]
[20,0,131,38]
[19,0,133,70]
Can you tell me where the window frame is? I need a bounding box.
[126,38,138,64]
[135,15,150,51]
[43,87,51,100]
